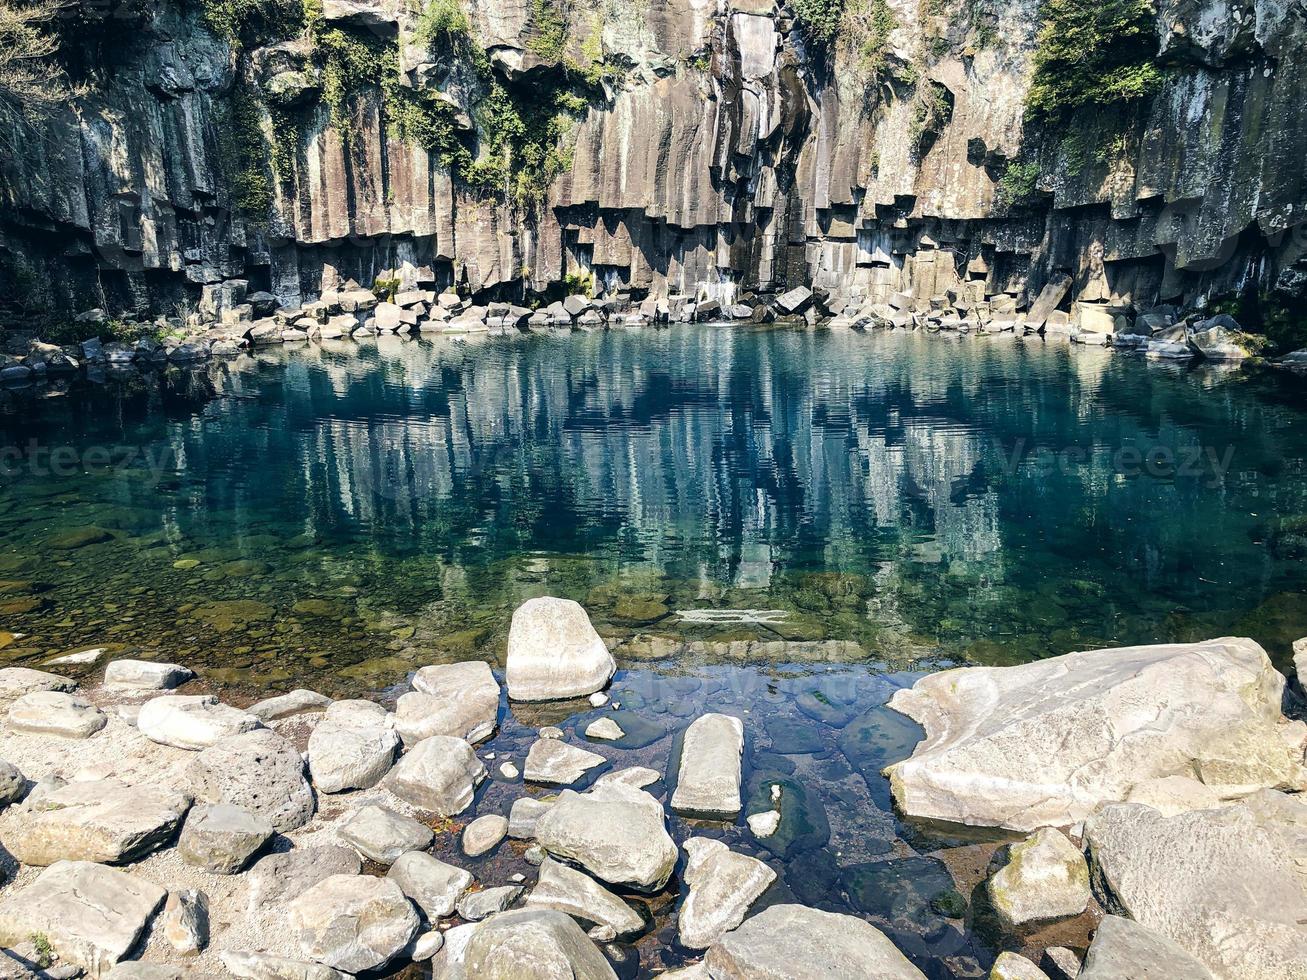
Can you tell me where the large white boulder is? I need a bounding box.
[505,598,615,701]
[383,735,485,816]
[535,783,678,891]
[307,700,399,793]
[395,662,500,746]
[1084,790,1307,979]
[287,874,419,973]
[462,909,617,979]
[886,638,1307,830]
[138,695,262,751]
[102,660,193,691]
[670,713,744,818]
[678,837,775,949]
[987,828,1090,927]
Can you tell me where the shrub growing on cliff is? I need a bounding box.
[996,158,1041,209]
[1027,0,1161,118]
[790,0,845,47]
[0,0,76,126]
[201,0,302,46]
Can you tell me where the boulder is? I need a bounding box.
[886,638,1306,830]
[507,796,554,839]
[1040,948,1080,980]
[1084,790,1307,978]
[1025,274,1071,329]
[0,778,189,866]
[526,857,645,938]
[161,889,208,955]
[1077,915,1215,979]
[535,783,678,891]
[462,814,508,857]
[987,828,1089,927]
[1294,636,1306,689]
[0,667,74,707]
[456,884,523,921]
[287,874,419,973]
[0,760,24,806]
[705,904,926,978]
[246,690,332,722]
[386,850,473,919]
[395,661,499,746]
[593,766,659,791]
[245,845,361,913]
[102,660,193,691]
[7,691,106,738]
[584,718,624,741]
[774,286,813,315]
[138,696,261,751]
[678,837,776,949]
[0,861,166,976]
[505,597,615,701]
[177,803,273,874]
[462,909,617,979]
[1187,315,1262,361]
[382,735,485,816]
[219,952,348,980]
[187,729,315,831]
[990,952,1051,980]
[524,739,607,785]
[307,700,399,793]
[338,804,433,864]
[670,713,744,818]
[562,294,591,317]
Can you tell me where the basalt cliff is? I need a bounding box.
[1,0,1305,336]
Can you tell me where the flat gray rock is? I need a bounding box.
[593,766,660,790]
[671,713,744,818]
[219,951,348,980]
[386,850,473,919]
[187,729,315,832]
[396,661,499,746]
[505,598,615,701]
[287,874,419,973]
[461,814,508,857]
[0,668,75,708]
[678,837,776,949]
[177,803,273,874]
[138,696,261,751]
[455,884,523,921]
[339,804,433,864]
[0,861,166,975]
[307,701,399,793]
[526,857,644,937]
[987,828,1090,927]
[507,797,554,839]
[535,783,678,891]
[245,845,361,913]
[524,739,606,785]
[7,691,106,739]
[247,690,332,723]
[102,660,193,691]
[0,778,189,865]
[584,718,624,741]
[1078,915,1215,979]
[706,903,927,978]
[462,909,617,979]
[382,735,485,816]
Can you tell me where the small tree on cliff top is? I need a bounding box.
[0,0,73,125]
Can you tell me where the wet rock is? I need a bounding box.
[218,952,347,980]
[526,857,644,938]
[307,700,399,793]
[0,861,166,976]
[593,766,659,790]
[678,837,776,949]
[396,661,500,746]
[705,904,926,978]
[744,776,828,859]
[177,804,273,874]
[0,778,189,866]
[508,796,554,839]
[339,804,433,865]
[456,884,524,921]
[161,889,208,956]
[1084,790,1307,978]
[247,690,332,722]
[1078,915,1215,979]
[584,718,624,741]
[505,597,616,701]
[671,713,744,818]
[987,828,1089,927]
[138,696,262,751]
[886,638,1306,830]
[387,851,473,919]
[0,667,74,707]
[990,952,1051,980]
[102,660,193,691]
[462,814,508,857]
[245,846,361,912]
[187,729,315,832]
[7,691,106,739]
[382,735,485,816]
[462,908,617,979]
[535,783,678,891]
[287,874,419,974]
[524,739,607,785]
[1187,316,1262,361]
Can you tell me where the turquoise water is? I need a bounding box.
[2,326,1306,975]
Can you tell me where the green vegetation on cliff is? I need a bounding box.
[790,0,845,46]
[201,0,303,46]
[1027,0,1160,117]
[0,0,76,126]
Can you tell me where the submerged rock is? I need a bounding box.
[524,738,607,785]
[535,783,678,891]
[462,908,617,979]
[382,734,485,816]
[1077,915,1215,979]
[287,874,419,973]
[886,638,1305,830]
[505,597,615,701]
[670,713,744,818]
[987,828,1090,927]
[678,837,776,949]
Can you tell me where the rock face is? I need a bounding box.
[0,861,167,976]
[1084,790,1307,979]
[535,783,678,891]
[395,661,500,746]
[526,857,645,938]
[7,691,107,738]
[886,638,1306,830]
[187,729,315,832]
[524,739,607,785]
[287,874,419,973]
[461,909,617,980]
[505,597,616,701]
[705,904,927,979]
[1077,915,1215,979]
[671,713,745,818]
[0,778,189,866]
[383,735,485,816]
[307,700,400,793]
[678,838,776,949]
[177,803,273,874]
[138,696,262,751]
[987,828,1090,927]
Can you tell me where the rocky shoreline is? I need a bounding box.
[0,597,1302,978]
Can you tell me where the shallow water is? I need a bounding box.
[1,326,1306,974]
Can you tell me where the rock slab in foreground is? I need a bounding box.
[987,828,1089,927]
[671,713,744,818]
[705,904,927,979]
[1084,790,1307,979]
[462,908,617,980]
[535,783,678,891]
[886,637,1306,830]
[0,860,166,976]
[287,874,419,973]
[505,597,615,701]
[679,837,776,949]
[1077,915,1215,979]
